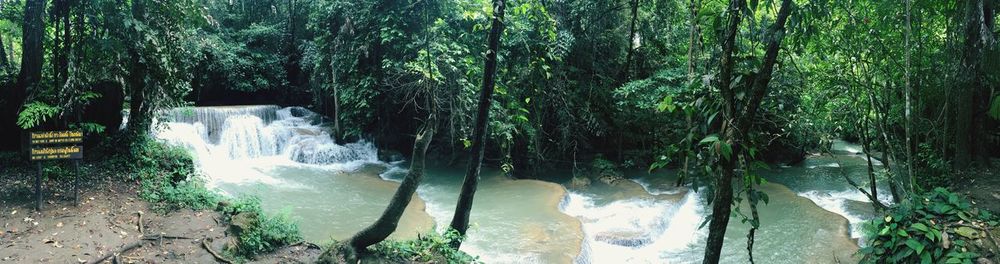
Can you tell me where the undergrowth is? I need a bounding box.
[126,139,302,261]
[369,230,481,263]
[218,196,303,260]
[859,188,999,264]
[128,139,220,211]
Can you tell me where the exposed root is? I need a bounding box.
[86,241,143,264]
[203,238,235,264]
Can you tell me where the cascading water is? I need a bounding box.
[151,105,441,243]
[156,105,378,169]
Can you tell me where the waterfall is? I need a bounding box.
[154,105,380,186]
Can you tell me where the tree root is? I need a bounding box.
[202,238,235,264]
[86,241,143,264]
[137,211,144,235]
[85,234,193,264]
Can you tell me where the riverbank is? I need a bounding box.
[0,163,322,263]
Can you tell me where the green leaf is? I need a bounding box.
[699,135,720,145]
[989,95,1000,120]
[954,226,978,238]
[719,142,733,160]
[898,229,909,237]
[905,238,924,254]
[657,96,676,113]
[911,222,929,232]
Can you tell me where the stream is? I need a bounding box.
[153,105,886,263]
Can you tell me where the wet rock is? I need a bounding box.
[594,231,652,248]
[568,176,591,189]
[229,212,258,236]
[597,174,626,186]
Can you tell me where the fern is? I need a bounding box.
[17,102,61,129]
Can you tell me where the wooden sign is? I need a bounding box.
[28,130,85,211]
[30,145,83,161]
[30,130,83,145]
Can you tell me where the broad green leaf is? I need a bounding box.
[911,222,929,232]
[954,226,978,238]
[700,135,720,145]
[904,238,924,254]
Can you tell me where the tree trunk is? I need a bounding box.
[955,0,996,168]
[701,1,745,262]
[347,115,437,251]
[621,0,640,82]
[904,0,916,191]
[0,0,45,151]
[703,0,793,263]
[448,0,506,249]
[124,0,150,144]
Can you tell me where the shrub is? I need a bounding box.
[130,140,219,211]
[220,197,303,259]
[859,188,999,264]
[370,229,480,264]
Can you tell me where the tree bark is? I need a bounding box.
[124,0,150,144]
[955,0,996,168]
[904,0,916,192]
[621,0,640,82]
[448,0,506,249]
[347,114,436,251]
[0,0,45,151]
[703,0,793,263]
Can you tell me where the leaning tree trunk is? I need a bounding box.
[703,0,793,263]
[0,0,45,151]
[347,114,437,251]
[448,0,506,249]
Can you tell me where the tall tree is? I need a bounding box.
[0,0,45,151]
[702,0,794,263]
[448,0,506,248]
[621,0,640,82]
[953,0,996,168]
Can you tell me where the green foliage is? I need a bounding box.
[370,229,481,264]
[990,95,1000,120]
[17,101,61,129]
[860,188,998,264]
[130,140,219,212]
[219,196,303,259]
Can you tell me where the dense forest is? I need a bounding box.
[0,0,998,263]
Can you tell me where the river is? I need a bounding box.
[153,105,884,263]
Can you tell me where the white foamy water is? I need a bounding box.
[153,106,380,187]
[797,189,891,243]
[564,190,705,264]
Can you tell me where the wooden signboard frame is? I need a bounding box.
[29,130,83,211]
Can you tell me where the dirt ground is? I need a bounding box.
[0,165,322,263]
[952,160,1000,214]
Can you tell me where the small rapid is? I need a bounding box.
[564,189,705,264]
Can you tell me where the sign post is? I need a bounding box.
[28,130,84,211]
